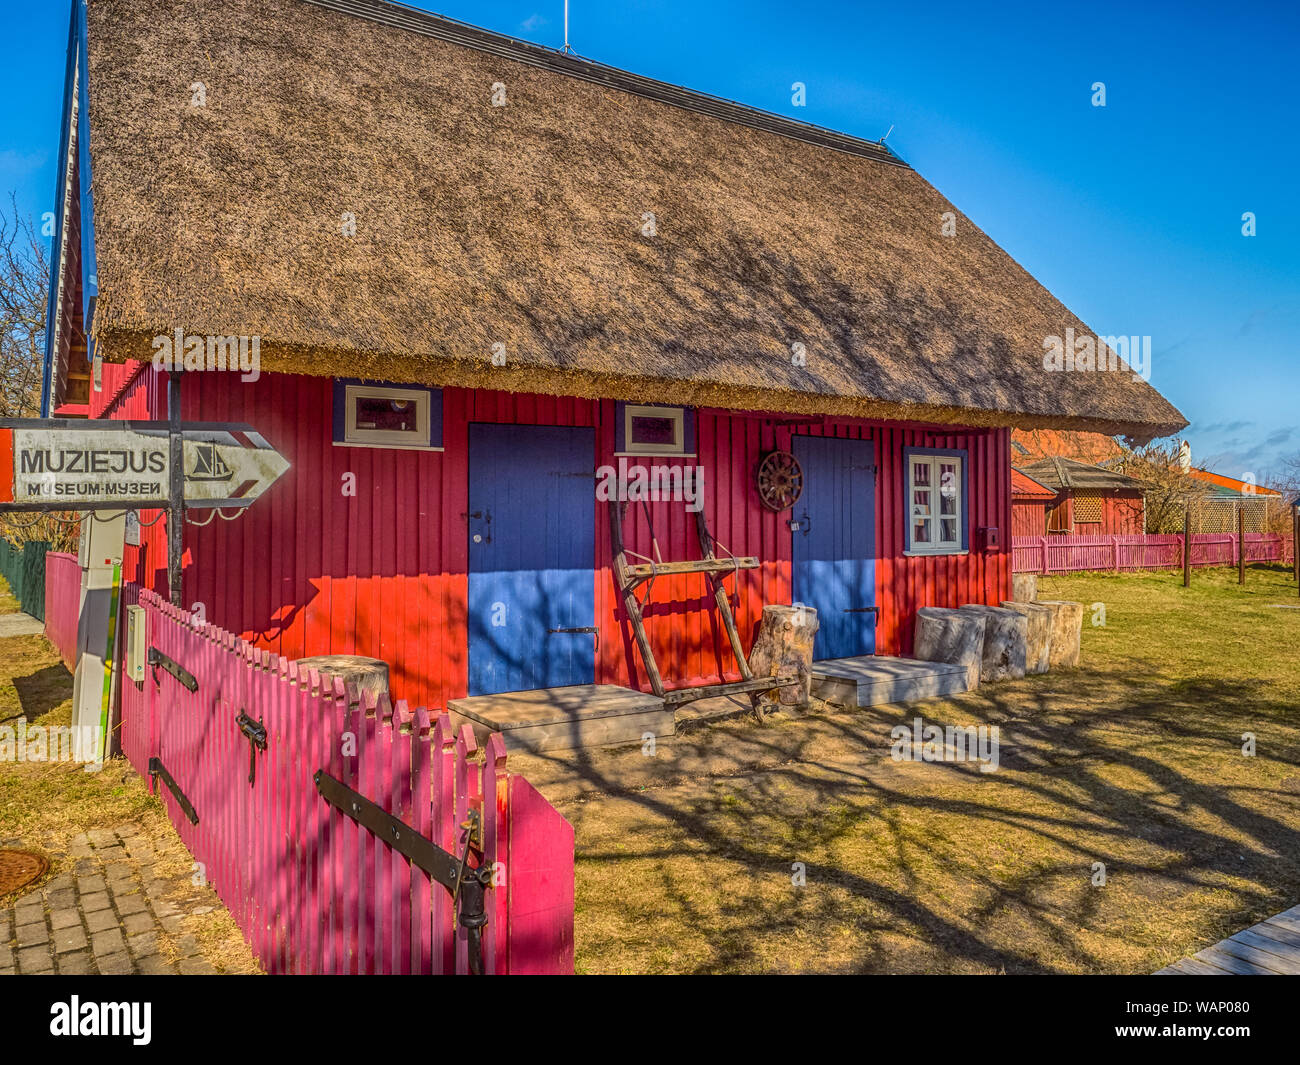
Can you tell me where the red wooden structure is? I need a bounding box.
[116,588,574,974]
[1011,468,1055,537]
[92,363,1013,705]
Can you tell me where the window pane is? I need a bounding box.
[939,464,958,516]
[914,519,930,543]
[630,415,677,447]
[912,461,931,486]
[912,489,930,516]
[940,518,957,543]
[355,395,420,434]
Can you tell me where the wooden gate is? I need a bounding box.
[119,589,574,974]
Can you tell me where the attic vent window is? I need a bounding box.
[615,403,696,457]
[333,380,443,450]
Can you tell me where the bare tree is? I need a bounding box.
[0,195,48,417]
[1113,440,1213,533]
[0,195,78,549]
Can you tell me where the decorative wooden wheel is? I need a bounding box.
[756,450,804,512]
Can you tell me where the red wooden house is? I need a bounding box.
[42,0,1185,715]
[1016,457,1147,536]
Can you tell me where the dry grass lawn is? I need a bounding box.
[511,566,1300,974]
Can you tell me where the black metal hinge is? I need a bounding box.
[314,770,493,974]
[148,757,199,825]
[148,647,197,692]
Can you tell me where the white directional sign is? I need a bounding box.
[0,421,289,511]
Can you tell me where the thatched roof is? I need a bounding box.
[80,0,1186,440]
[1018,456,1144,493]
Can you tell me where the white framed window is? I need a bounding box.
[333,380,442,450]
[620,404,686,456]
[907,453,964,554]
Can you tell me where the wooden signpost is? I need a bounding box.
[0,417,288,766]
[0,417,289,605]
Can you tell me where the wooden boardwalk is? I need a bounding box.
[1156,904,1300,974]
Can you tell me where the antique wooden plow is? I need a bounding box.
[608,500,797,707]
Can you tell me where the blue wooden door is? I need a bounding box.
[791,436,877,660]
[467,424,596,695]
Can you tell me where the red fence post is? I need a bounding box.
[481,733,510,974]
[411,706,433,974]
[432,712,456,974]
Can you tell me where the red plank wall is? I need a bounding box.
[100,368,1011,707]
[1012,500,1048,537]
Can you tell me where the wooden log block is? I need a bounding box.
[913,607,985,689]
[296,655,390,699]
[747,604,819,707]
[1000,601,1052,674]
[958,604,1027,682]
[1012,573,1038,603]
[1035,600,1084,668]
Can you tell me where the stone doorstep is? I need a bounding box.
[811,656,973,708]
[449,684,674,753]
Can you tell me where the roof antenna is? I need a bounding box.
[562,0,574,53]
[879,124,895,145]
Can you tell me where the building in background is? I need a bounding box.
[1016,457,1147,536]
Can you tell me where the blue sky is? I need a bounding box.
[3,0,1296,479]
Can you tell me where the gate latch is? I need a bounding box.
[236,711,268,785]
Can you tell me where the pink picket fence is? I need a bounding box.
[1013,533,1295,575]
[119,588,575,975]
[43,551,80,667]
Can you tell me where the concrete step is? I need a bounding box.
[448,683,672,752]
[810,655,972,707]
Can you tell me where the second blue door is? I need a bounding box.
[791,436,877,660]
[467,424,596,695]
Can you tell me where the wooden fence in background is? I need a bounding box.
[118,589,574,974]
[1013,533,1295,575]
[43,551,80,667]
[0,538,51,621]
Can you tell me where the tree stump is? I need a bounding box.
[295,655,390,701]
[1035,601,1084,668]
[958,604,1027,681]
[748,604,819,710]
[1000,601,1052,674]
[1012,572,1038,603]
[913,607,986,689]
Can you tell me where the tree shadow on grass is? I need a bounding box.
[525,666,1300,974]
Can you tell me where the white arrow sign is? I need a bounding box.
[0,421,289,511]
